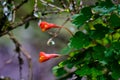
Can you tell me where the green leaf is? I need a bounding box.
[112,42,120,49]
[72,14,87,28]
[91,68,102,79]
[69,31,91,49]
[25,22,30,29]
[104,42,120,57]
[75,66,91,76]
[111,62,120,80]
[104,48,114,57]
[52,66,67,77]
[72,7,92,28]
[93,44,105,60]
[75,66,102,77]
[81,7,92,19]
[118,4,120,15]
[112,70,120,80]
[112,42,120,55]
[93,6,116,15]
[92,0,115,15]
[99,0,114,8]
[108,13,120,28]
[98,75,106,80]
[60,46,72,55]
[89,24,109,39]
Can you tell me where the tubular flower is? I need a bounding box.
[39,51,60,63]
[38,21,59,32]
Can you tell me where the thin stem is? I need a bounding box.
[47,17,72,45]
[55,17,72,36]
[61,27,73,36]
[55,25,73,36]
[40,0,65,11]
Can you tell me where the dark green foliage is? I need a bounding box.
[108,13,120,28]
[92,44,105,60]
[93,0,115,15]
[69,31,91,49]
[53,0,120,80]
[89,24,109,39]
[72,7,92,28]
[53,66,67,78]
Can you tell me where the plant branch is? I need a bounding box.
[34,0,38,12]
[8,32,33,80]
[61,27,73,36]
[0,16,37,37]
[58,0,68,9]
[47,17,72,45]
[13,0,28,11]
[40,0,65,11]
[70,0,77,13]
[56,66,77,80]
[56,17,73,36]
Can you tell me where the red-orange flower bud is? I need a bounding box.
[39,51,60,63]
[38,21,59,32]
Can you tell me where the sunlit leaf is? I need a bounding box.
[89,24,109,39]
[75,66,91,76]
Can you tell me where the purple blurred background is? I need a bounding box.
[0,16,74,80]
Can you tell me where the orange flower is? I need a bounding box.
[38,21,59,32]
[39,51,60,63]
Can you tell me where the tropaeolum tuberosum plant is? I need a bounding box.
[39,0,120,80]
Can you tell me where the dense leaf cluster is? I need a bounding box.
[53,0,120,80]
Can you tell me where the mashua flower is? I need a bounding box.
[38,21,59,32]
[39,51,60,63]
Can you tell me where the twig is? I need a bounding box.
[78,1,83,12]
[8,32,23,80]
[61,27,73,36]
[56,66,77,80]
[55,17,72,35]
[8,32,33,80]
[0,16,37,37]
[40,0,65,11]
[20,47,33,80]
[11,1,16,22]
[58,0,68,9]
[41,10,63,15]
[34,0,38,12]
[47,17,72,45]
[71,0,77,13]
[13,0,28,11]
